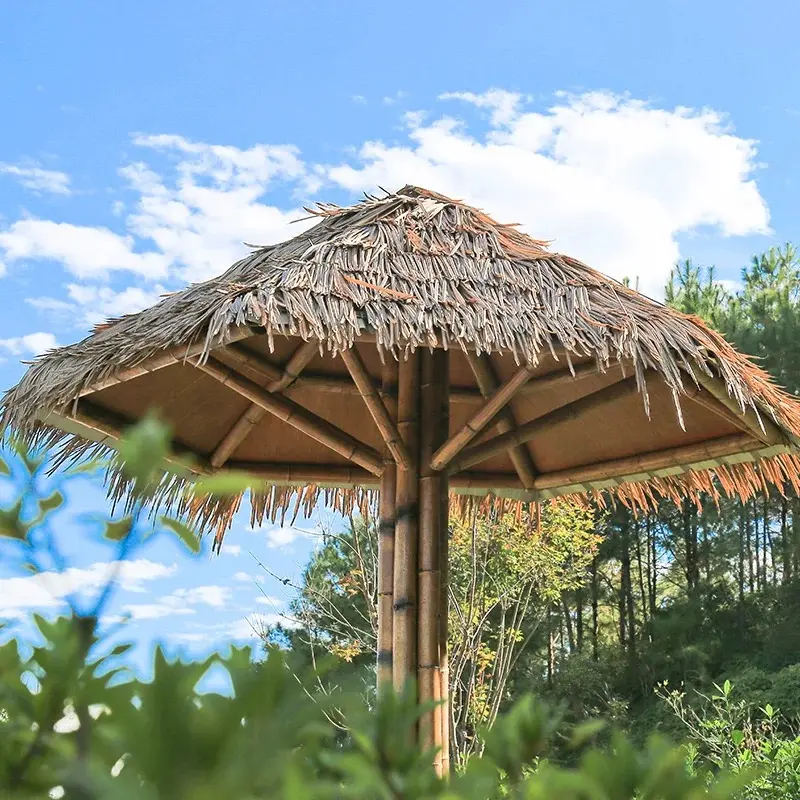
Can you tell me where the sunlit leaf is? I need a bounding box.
[160,516,201,553]
[104,516,134,542]
[192,471,257,496]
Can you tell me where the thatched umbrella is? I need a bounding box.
[4,186,800,774]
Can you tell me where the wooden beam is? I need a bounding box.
[209,341,319,468]
[42,401,212,477]
[377,361,399,688]
[463,353,538,489]
[198,357,384,475]
[266,340,319,393]
[448,374,638,474]
[534,432,768,493]
[78,325,257,397]
[341,348,412,469]
[431,364,534,471]
[692,371,786,446]
[223,462,375,485]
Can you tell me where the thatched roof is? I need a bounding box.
[3,185,800,536]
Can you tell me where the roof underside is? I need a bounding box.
[3,186,800,537]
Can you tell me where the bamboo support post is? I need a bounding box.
[463,353,538,489]
[342,347,412,469]
[431,364,534,471]
[418,348,449,769]
[393,352,421,692]
[378,361,399,688]
[448,374,637,474]
[198,357,384,475]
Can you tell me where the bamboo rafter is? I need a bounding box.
[430,364,535,471]
[341,348,412,469]
[460,353,539,489]
[209,340,320,468]
[198,357,384,475]
[448,374,638,474]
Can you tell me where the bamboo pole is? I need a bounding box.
[210,341,320,468]
[418,349,448,767]
[78,325,256,397]
[449,374,637,474]
[692,372,786,446]
[378,361,399,688]
[463,353,538,489]
[430,365,534,471]
[393,352,420,693]
[198,357,384,474]
[43,402,213,476]
[534,432,766,491]
[342,348,412,469]
[436,349,451,775]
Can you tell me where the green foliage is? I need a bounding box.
[0,415,751,799]
[659,680,800,799]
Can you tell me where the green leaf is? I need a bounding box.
[732,729,745,747]
[104,516,134,542]
[161,516,201,553]
[0,500,28,540]
[39,491,64,515]
[723,679,732,696]
[115,413,172,486]
[192,471,257,497]
[0,455,10,476]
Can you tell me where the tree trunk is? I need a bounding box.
[591,557,599,661]
[576,588,584,652]
[782,496,791,584]
[748,498,756,593]
[634,518,649,630]
[738,502,746,606]
[648,514,657,617]
[562,595,575,652]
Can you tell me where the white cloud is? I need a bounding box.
[228,612,285,639]
[221,544,241,557]
[0,162,71,195]
[0,332,58,357]
[28,283,168,328]
[440,89,523,126]
[5,89,771,321]
[0,559,176,618]
[326,90,770,298]
[0,219,169,279]
[122,583,230,620]
[233,570,265,584]
[254,595,283,607]
[260,524,314,550]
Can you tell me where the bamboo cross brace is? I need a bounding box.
[447,374,638,474]
[341,348,412,469]
[431,362,535,471]
[198,357,384,475]
[461,352,538,489]
[209,341,320,468]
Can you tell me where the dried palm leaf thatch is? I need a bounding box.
[2,185,800,540]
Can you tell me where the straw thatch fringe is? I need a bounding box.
[3,185,800,535]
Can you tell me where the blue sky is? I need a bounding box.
[1,0,800,673]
